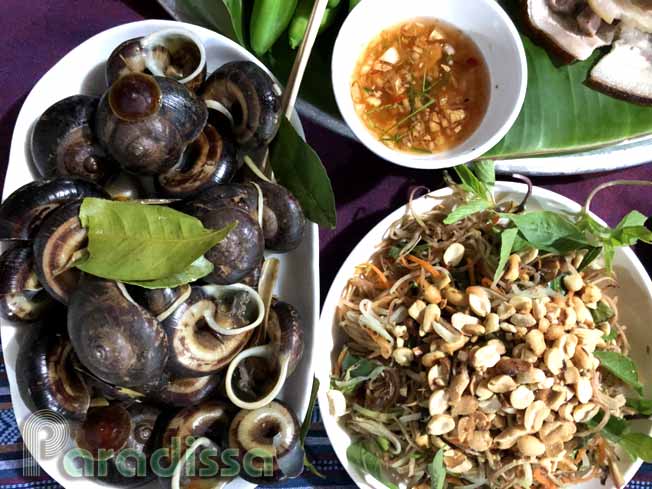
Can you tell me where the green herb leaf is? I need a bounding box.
[501,211,588,253]
[334,353,386,393]
[494,228,519,282]
[76,198,233,281]
[626,398,652,416]
[591,301,615,324]
[347,442,398,489]
[594,351,643,395]
[428,448,446,489]
[122,256,213,289]
[388,246,401,259]
[470,160,495,186]
[549,273,568,295]
[454,165,491,201]
[444,199,491,225]
[578,247,602,271]
[167,0,246,46]
[270,117,337,228]
[621,433,652,462]
[376,437,391,452]
[602,328,618,342]
[585,411,629,444]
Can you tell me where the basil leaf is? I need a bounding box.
[76,199,233,281]
[501,211,589,253]
[347,442,398,489]
[626,398,652,416]
[454,164,490,201]
[270,117,336,228]
[388,246,401,259]
[334,354,386,393]
[611,226,652,247]
[376,437,391,452]
[470,160,495,186]
[548,273,568,294]
[123,256,213,289]
[621,433,652,462]
[443,199,491,225]
[617,211,648,229]
[591,301,615,324]
[494,228,519,282]
[428,448,446,489]
[594,351,643,395]
[577,247,602,271]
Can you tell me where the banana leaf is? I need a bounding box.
[485,34,652,159]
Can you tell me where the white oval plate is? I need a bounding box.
[316,181,652,489]
[1,19,319,489]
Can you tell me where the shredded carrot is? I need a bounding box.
[398,256,409,268]
[407,255,443,279]
[533,467,557,489]
[334,347,348,377]
[481,277,493,288]
[365,263,390,289]
[467,258,476,285]
[574,447,587,464]
[596,437,607,465]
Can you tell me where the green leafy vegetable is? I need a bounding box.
[577,247,602,271]
[444,200,491,225]
[626,398,652,416]
[485,34,652,159]
[123,256,214,289]
[591,301,615,324]
[549,273,568,294]
[470,160,495,186]
[428,449,446,489]
[333,353,386,394]
[594,351,643,395]
[501,211,588,254]
[585,411,629,444]
[622,433,652,462]
[270,117,336,228]
[76,198,233,282]
[586,412,652,461]
[347,442,398,489]
[602,328,617,342]
[376,437,390,452]
[167,0,246,46]
[454,165,492,201]
[494,228,519,282]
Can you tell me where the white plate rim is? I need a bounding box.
[1,18,319,489]
[316,180,652,489]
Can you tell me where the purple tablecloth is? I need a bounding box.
[1,1,651,488]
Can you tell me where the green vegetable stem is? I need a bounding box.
[250,0,299,55]
[288,0,340,49]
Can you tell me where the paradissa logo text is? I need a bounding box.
[63,436,275,479]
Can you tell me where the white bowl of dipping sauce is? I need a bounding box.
[331,0,527,170]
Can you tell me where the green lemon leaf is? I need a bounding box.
[626,398,652,416]
[347,442,398,489]
[270,117,337,228]
[443,199,491,225]
[428,448,446,489]
[594,351,643,395]
[76,198,233,281]
[591,301,615,324]
[494,228,519,282]
[122,256,214,289]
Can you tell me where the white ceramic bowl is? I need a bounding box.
[1,19,319,489]
[317,182,652,489]
[331,0,527,170]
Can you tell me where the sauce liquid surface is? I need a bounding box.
[351,19,490,154]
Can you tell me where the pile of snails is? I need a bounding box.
[0,28,309,488]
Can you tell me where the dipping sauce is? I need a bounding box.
[351,19,490,154]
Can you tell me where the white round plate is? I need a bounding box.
[1,19,319,489]
[316,181,652,489]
